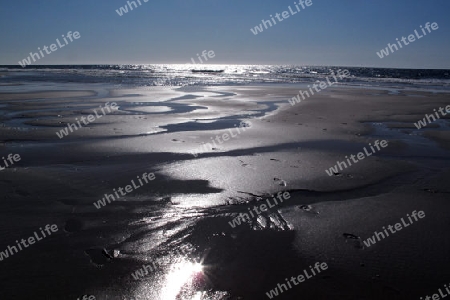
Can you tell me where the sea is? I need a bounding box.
[1,65,450,91]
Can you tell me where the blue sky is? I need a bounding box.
[1,0,449,68]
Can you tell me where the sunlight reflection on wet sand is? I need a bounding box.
[159,261,204,299]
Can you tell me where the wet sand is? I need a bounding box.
[0,84,449,299]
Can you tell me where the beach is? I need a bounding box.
[1,77,450,299]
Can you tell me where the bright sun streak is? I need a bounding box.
[160,261,204,300]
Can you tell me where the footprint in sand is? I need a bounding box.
[238,159,252,168]
[85,248,120,266]
[273,177,287,187]
[298,205,319,215]
[171,139,185,143]
[343,233,364,249]
[64,219,84,233]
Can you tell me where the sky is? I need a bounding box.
[0,0,449,68]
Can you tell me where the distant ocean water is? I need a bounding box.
[1,65,449,90]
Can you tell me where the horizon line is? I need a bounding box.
[1,63,450,70]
